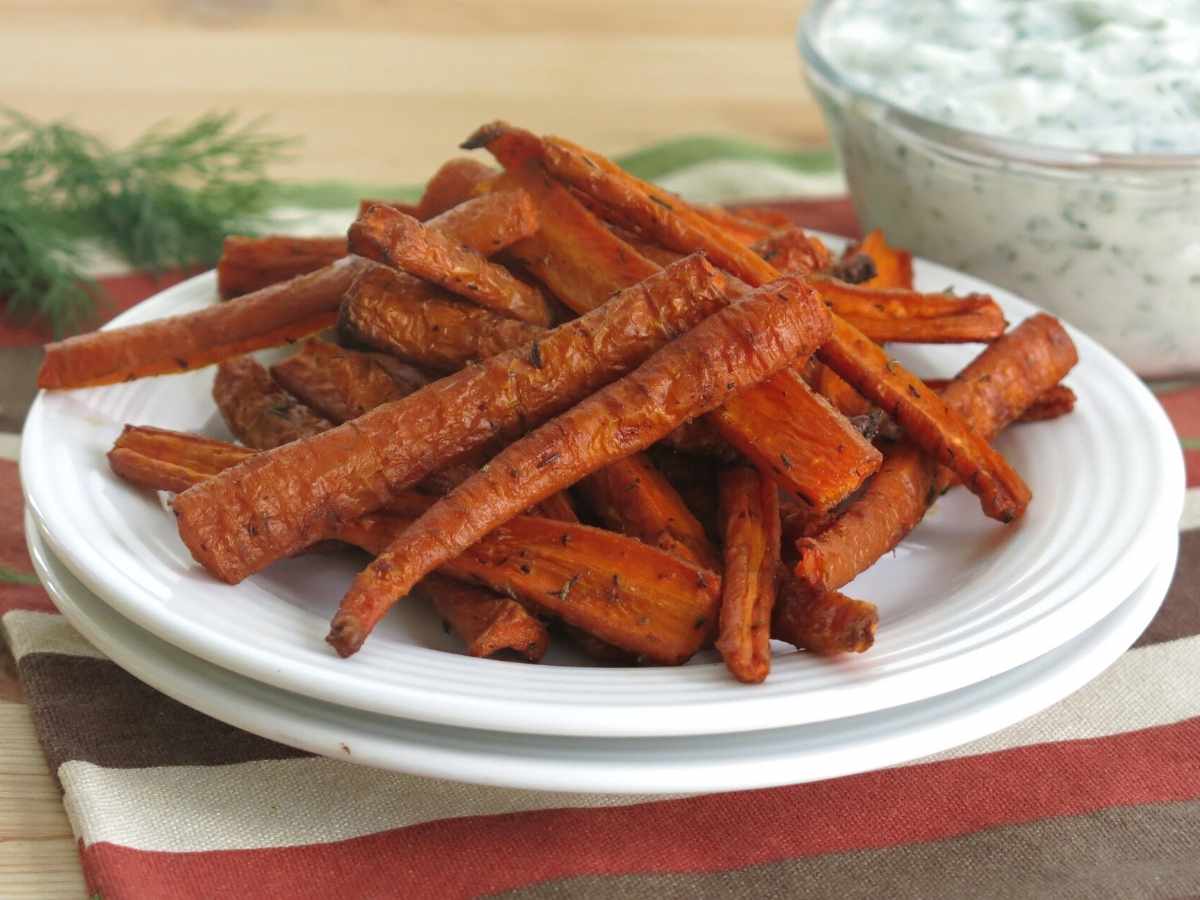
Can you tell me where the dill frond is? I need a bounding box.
[0,110,294,334]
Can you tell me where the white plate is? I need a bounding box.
[20,244,1185,737]
[27,513,1177,794]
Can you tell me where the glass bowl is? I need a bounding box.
[797,0,1200,378]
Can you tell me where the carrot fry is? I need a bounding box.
[531,490,580,523]
[212,356,331,450]
[172,255,731,584]
[328,273,830,656]
[922,380,1077,424]
[339,261,542,372]
[217,236,349,300]
[578,452,720,570]
[826,252,877,285]
[337,513,719,665]
[793,314,1078,595]
[771,580,878,656]
[269,339,428,424]
[709,369,882,513]
[418,190,542,257]
[350,203,552,326]
[660,417,738,461]
[753,227,832,274]
[538,129,1029,522]
[813,362,872,418]
[356,199,421,219]
[725,204,798,231]
[812,276,1007,343]
[414,157,497,220]
[716,467,781,684]
[1018,384,1077,422]
[107,425,255,493]
[694,204,774,245]
[411,574,549,662]
[565,627,640,665]
[465,123,661,312]
[38,256,368,390]
[847,230,914,290]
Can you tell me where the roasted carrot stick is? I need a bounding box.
[212,356,331,450]
[812,362,872,418]
[217,236,349,300]
[847,230,914,290]
[172,255,731,584]
[826,253,877,285]
[462,126,662,314]
[410,574,549,662]
[812,277,1007,343]
[709,369,882,513]
[414,157,497,220]
[350,203,552,326]
[108,425,255,493]
[336,512,720,664]
[753,227,831,275]
[922,381,1078,424]
[1016,384,1077,422]
[269,339,429,424]
[792,314,1079,595]
[694,204,774,246]
[578,452,720,570]
[716,467,782,684]
[339,262,542,372]
[356,199,421,219]
[537,130,1030,523]
[472,124,879,512]
[771,580,878,656]
[38,256,369,390]
[328,272,830,656]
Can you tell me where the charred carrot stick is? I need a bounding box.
[578,452,720,570]
[108,425,256,493]
[826,253,877,285]
[172,255,731,584]
[771,579,878,656]
[339,262,543,372]
[1017,384,1077,422]
[846,230,914,290]
[473,124,879,512]
[709,369,882,513]
[38,256,369,390]
[812,362,872,418]
[414,157,498,220]
[350,203,552,326]
[792,314,1079,595]
[811,277,1007,343]
[217,236,349,300]
[328,273,830,656]
[212,356,331,450]
[462,125,661,314]
[753,227,831,275]
[336,512,720,664]
[716,467,782,684]
[269,339,429,424]
[410,574,549,662]
[538,131,1030,523]
[694,204,775,246]
[922,380,1078,424]
[356,199,421,219]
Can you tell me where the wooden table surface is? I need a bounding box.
[1,1,823,896]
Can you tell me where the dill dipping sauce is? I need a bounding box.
[801,0,1200,377]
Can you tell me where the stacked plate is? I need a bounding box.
[21,243,1185,795]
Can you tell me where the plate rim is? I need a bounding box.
[19,244,1187,737]
[25,510,1178,795]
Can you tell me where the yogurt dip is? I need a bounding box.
[800,0,1200,377]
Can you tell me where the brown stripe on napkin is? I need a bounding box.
[16,654,309,772]
[1134,531,1200,649]
[499,799,1200,900]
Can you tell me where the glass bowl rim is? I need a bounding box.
[797,0,1200,173]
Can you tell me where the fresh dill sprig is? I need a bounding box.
[0,110,295,334]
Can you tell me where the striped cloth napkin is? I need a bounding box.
[2,145,1199,897]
